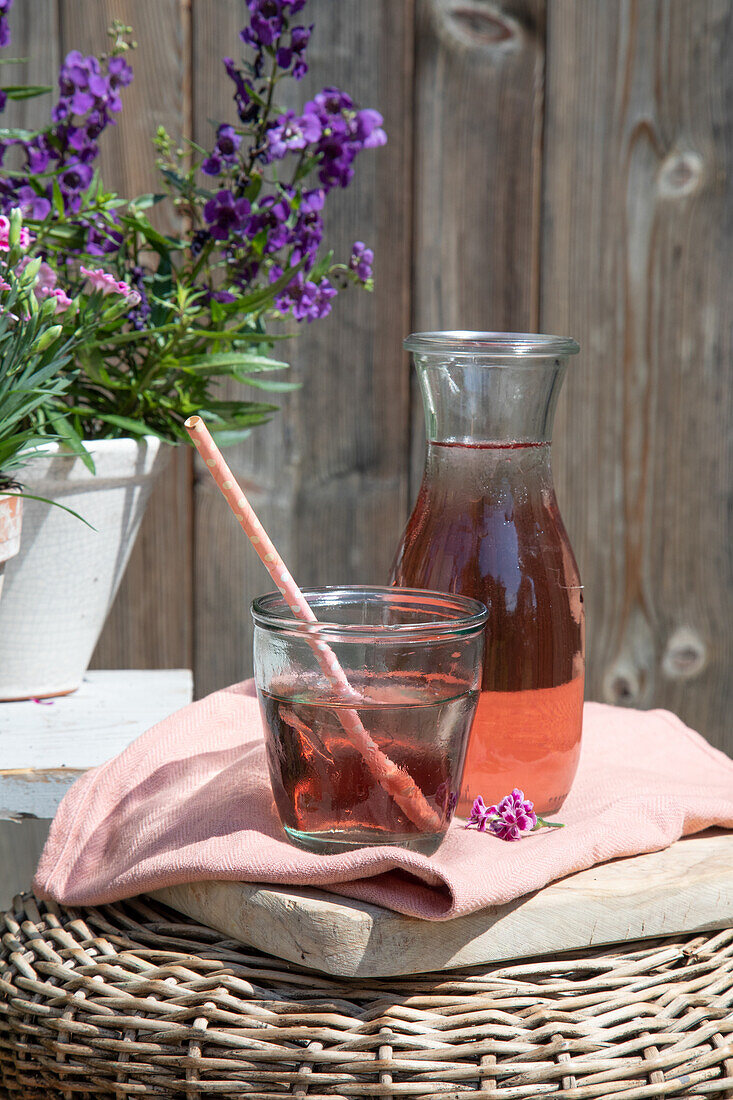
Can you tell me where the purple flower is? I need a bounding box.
[286,187,323,262]
[127,265,151,330]
[265,109,321,161]
[279,272,336,322]
[203,123,241,176]
[246,193,291,252]
[58,160,94,210]
[465,789,538,841]
[276,22,312,79]
[223,57,255,123]
[241,0,303,49]
[201,155,222,177]
[107,55,133,90]
[355,108,387,149]
[190,228,210,256]
[203,189,251,241]
[15,186,51,220]
[215,124,241,162]
[84,215,124,256]
[0,0,12,49]
[307,87,354,118]
[303,88,388,192]
[349,240,373,282]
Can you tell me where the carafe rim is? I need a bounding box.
[404,331,579,359]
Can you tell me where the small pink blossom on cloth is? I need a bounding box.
[80,265,141,306]
[33,687,733,921]
[466,790,538,839]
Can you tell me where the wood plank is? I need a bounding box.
[153,830,733,977]
[410,0,546,485]
[191,0,415,697]
[55,0,194,672]
[3,0,59,131]
[0,669,193,818]
[542,0,733,754]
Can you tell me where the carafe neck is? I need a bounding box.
[415,356,569,445]
[405,332,579,446]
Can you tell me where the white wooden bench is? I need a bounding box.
[0,669,193,905]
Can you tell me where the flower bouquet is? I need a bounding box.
[0,0,386,697]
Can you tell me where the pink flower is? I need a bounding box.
[35,262,57,295]
[486,789,538,841]
[465,788,540,841]
[80,265,140,306]
[0,213,32,252]
[0,276,11,294]
[46,287,72,313]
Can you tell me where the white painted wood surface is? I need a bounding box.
[0,669,193,908]
[154,830,733,978]
[0,669,193,819]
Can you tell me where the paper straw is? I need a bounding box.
[185,416,441,833]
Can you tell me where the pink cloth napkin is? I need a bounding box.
[34,680,733,920]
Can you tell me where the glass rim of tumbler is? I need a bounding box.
[251,584,488,641]
[404,330,580,359]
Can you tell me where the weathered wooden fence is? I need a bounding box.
[9,0,732,753]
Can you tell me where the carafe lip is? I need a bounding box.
[404,331,580,359]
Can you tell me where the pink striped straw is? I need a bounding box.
[185,416,441,833]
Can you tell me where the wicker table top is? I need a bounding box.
[1,892,731,1099]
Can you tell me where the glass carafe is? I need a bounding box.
[391,332,584,815]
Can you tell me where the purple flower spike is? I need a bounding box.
[349,240,373,282]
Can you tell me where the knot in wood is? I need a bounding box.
[658,151,704,198]
[603,666,642,707]
[662,627,707,680]
[445,2,520,50]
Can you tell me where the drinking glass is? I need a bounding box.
[252,585,487,853]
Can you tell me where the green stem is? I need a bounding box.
[535,818,565,829]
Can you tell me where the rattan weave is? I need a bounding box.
[0,894,731,1099]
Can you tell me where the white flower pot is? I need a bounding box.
[0,494,22,602]
[0,437,169,700]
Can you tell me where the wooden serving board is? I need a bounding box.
[152,830,733,978]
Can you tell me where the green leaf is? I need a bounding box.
[187,328,291,343]
[235,376,300,392]
[129,193,166,211]
[0,126,40,141]
[50,416,96,473]
[245,175,263,203]
[119,210,184,254]
[52,179,65,218]
[208,428,253,447]
[3,84,53,100]
[1,491,96,528]
[308,248,335,284]
[83,413,168,439]
[177,351,290,373]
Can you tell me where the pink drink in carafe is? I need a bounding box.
[391,332,584,815]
